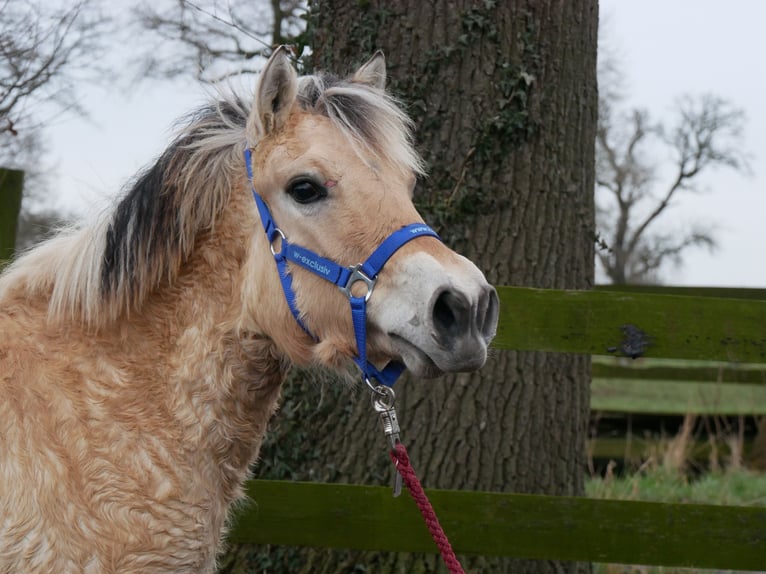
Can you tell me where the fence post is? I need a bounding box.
[0,168,24,264]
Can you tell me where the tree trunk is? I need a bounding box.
[226,2,597,572]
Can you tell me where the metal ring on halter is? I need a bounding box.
[369,383,396,410]
[339,264,377,302]
[269,228,287,256]
[364,377,390,397]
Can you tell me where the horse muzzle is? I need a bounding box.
[371,251,499,378]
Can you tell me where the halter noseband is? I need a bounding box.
[244,148,440,388]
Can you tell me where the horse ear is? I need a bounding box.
[351,50,387,90]
[250,46,298,138]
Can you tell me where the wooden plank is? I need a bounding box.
[596,284,766,301]
[228,480,766,571]
[592,357,766,385]
[591,378,766,415]
[0,168,24,264]
[494,286,766,363]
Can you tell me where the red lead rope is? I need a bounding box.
[389,443,466,574]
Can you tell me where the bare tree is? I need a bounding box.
[596,57,749,284]
[1,0,108,248]
[0,0,108,146]
[132,0,307,83]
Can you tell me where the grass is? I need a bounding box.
[587,467,766,507]
[587,356,766,571]
[586,467,766,573]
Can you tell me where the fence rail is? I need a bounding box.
[592,376,766,415]
[592,356,766,384]
[494,286,766,363]
[230,480,766,571]
[0,168,24,265]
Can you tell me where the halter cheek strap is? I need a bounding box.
[244,148,440,387]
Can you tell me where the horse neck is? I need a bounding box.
[124,187,287,500]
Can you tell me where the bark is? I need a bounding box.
[225,1,597,572]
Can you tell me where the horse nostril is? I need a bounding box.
[481,286,500,341]
[431,286,498,348]
[432,289,470,345]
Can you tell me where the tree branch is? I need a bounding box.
[0,0,109,141]
[131,0,306,83]
[596,82,747,284]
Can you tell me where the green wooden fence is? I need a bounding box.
[493,286,766,363]
[0,168,24,265]
[229,480,766,571]
[589,285,766,416]
[231,286,766,570]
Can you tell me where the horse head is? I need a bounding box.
[243,47,499,380]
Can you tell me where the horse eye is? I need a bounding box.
[286,179,327,205]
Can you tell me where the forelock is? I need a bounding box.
[296,73,425,176]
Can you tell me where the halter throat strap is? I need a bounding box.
[244,148,440,387]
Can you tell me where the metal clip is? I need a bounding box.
[371,385,403,497]
[340,264,377,301]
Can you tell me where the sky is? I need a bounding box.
[42,1,766,287]
[597,0,766,287]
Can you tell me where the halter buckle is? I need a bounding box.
[339,264,377,302]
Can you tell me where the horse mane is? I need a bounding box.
[0,68,424,327]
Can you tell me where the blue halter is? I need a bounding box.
[244,148,440,388]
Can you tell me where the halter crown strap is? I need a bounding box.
[244,148,440,386]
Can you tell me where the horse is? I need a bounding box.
[0,47,498,573]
